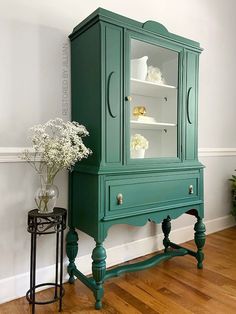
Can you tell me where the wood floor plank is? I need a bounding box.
[105,289,142,314]
[0,227,236,313]
[116,279,192,314]
[124,277,193,314]
[107,282,159,314]
[157,264,236,312]
[167,255,236,287]
[128,268,212,314]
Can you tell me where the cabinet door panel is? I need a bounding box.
[185,51,198,160]
[104,24,123,164]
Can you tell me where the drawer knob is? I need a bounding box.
[189,185,194,194]
[117,193,123,205]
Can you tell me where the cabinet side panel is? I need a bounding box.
[71,23,101,167]
[69,171,98,239]
[185,51,198,160]
[104,23,123,165]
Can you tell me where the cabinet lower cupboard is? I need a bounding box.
[66,8,206,310]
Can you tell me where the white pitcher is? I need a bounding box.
[131,56,148,81]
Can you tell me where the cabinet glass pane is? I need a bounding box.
[130,39,178,159]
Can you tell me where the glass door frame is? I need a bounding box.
[124,30,184,166]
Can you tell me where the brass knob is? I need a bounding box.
[189,185,194,194]
[125,96,132,102]
[117,193,123,205]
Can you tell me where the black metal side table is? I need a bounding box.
[26,207,67,314]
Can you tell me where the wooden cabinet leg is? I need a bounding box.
[194,217,206,269]
[66,228,79,283]
[92,242,107,310]
[162,216,171,252]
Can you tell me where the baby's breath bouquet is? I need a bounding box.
[22,118,92,213]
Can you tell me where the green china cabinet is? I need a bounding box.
[66,8,205,310]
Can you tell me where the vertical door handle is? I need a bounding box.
[107,71,118,118]
[186,87,193,124]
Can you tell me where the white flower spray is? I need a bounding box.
[21,118,92,210]
[22,118,92,182]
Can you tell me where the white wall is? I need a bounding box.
[0,0,236,303]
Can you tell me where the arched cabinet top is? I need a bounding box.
[142,20,169,36]
[69,7,202,51]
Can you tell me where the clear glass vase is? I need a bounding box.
[35,174,59,213]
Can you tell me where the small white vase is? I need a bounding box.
[131,56,148,81]
[131,148,145,159]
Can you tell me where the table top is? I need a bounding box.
[27,207,67,234]
[28,207,67,218]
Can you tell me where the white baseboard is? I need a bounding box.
[0,215,235,304]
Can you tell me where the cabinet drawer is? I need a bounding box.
[105,173,201,217]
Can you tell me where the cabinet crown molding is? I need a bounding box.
[69,7,202,51]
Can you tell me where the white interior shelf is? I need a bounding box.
[130,78,177,98]
[130,120,177,130]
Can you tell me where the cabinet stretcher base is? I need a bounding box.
[68,246,188,286]
[66,215,206,309]
[67,242,202,309]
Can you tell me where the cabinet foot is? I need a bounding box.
[95,300,102,310]
[66,228,79,284]
[92,242,107,310]
[194,217,206,269]
[162,216,171,252]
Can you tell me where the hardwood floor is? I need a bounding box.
[0,227,235,313]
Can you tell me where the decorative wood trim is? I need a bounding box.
[0,147,33,163]
[0,215,234,304]
[0,147,236,163]
[198,148,236,157]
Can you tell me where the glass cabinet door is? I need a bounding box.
[129,38,179,159]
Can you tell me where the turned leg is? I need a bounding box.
[66,228,78,283]
[162,216,171,252]
[92,242,107,310]
[194,217,206,269]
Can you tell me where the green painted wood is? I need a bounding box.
[103,23,123,165]
[194,217,206,269]
[71,23,101,168]
[75,160,205,175]
[169,242,197,257]
[106,174,199,216]
[73,268,97,291]
[142,20,169,35]
[162,216,171,252]
[68,9,205,310]
[92,243,107,309]
[66,228,79,284]
[104,248,188,280]
[185,51,199,160]
[70,8,202,51]
[70,172,99,240]
[101,203,204,242]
